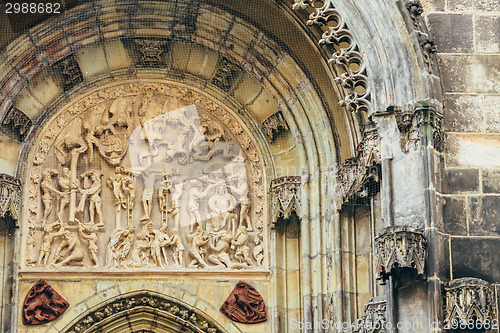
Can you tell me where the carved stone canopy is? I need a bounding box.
[353,296,387,333]
[0,173,21,225]
[374,226,427,283]
[22,279,69,325]
[444,278,498,328]
[220,281,267,324]
[270,176,301,225]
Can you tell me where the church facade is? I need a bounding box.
[0,0,498,332]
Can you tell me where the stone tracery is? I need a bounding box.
[23,81,268,273]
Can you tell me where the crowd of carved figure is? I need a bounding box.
[26,90,266,271]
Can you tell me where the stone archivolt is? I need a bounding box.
[374,226,426,282]
[64,291,223,333]
[443,278,498,328]
[23,81,268,273]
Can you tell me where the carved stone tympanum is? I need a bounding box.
[23,80,268,273]
[22,280,69,325]
[220,281,267,324]
[444,278,498,328]
[374,226,426,282]
[270,176,301,226]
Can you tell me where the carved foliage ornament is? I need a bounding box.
[23,279,69,325]
[374,226,426,283]
[270,176,301,225]
[444,278,498,327]
[293,0,371,114]
[336,123,381,209]
[65,291,222,333]
[0,173,21,221]
[353,296,387,333]
[220,281,267,324]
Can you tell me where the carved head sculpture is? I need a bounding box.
[82,97,133,166]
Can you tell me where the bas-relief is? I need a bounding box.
[22,81,268,273]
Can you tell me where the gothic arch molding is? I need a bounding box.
[61,290,227,333]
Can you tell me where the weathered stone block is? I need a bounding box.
[444,94,484,132]
[447,0,500,12]
[469,196,500,236]
[444,168,479,193]
[451,237,500,281]
[445,133,500,168]
[475,15,500,54]
[483,169,500,193]
[427,13,473,53]
[484,95,500,133]
[439,55,500,93]
[442,196,467,235]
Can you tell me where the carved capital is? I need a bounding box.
[336,124,381,209]
[0,173,21,224]
[444,278,498,326]
[262,111,289,142]
[353,296,387,333]
[396,102,444,153]
[1,106,32,141]
[270,176,301,225]
[292,0,371,114]
[374,226,426,283]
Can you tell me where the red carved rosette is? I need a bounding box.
[22,279,69,325]
[220,281,267,324]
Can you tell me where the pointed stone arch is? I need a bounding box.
[61,290,227,333]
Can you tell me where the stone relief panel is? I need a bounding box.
[22,81,268,273]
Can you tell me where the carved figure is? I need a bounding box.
[77,170,103,227]
[167,229,184,267]
[208,233,247,269]
[220,281,267,324]
[40,169,62,226]
[107,174,126,209]
[37,221,64,267]
[187,226,209,268]
[52,230,85,268]
[78,222,99,266]
[22,280,69,325]
[187,180,214,232]
[54,118,87,165]
[82,98,133,166]
[141,169,156,221]
[129,221,154,267]
[229,173,252,231]
[232,226,252,266]
[169,181,184,230]
[208,184,236,232]
[158,176,172,225]
[57,167,73,222]
[106,228,134,268]
[151,224,170,268]
[26,228,37,267]
[253,233,264,267]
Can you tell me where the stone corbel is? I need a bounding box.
[396,102,444,153]
[1,106,32,141]
[353,296,387,333]
[374,226,427,283]
[270,176,301,228]
[336,123,381,209]
[0,173,22,228]
[444,278,497,327]
[262,111,289,142]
